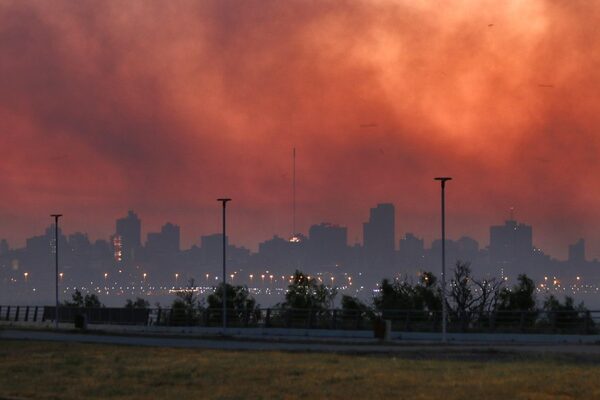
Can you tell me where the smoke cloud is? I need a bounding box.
[0,0,599,258]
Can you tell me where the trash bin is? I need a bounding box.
[74,313,87,330]
[373,318,385,339]
[373,318,391,341]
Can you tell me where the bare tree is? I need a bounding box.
[447,261,503,331]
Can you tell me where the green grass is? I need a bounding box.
[0,340,599,399]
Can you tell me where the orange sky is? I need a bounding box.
[1,1,599,259]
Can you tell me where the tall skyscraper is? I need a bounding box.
[307,223,347,268]
[489,219,533,268]
[363,203,395,271]
[115,210,141,263]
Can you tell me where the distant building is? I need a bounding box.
[431,239,459,268]
[200,233,226,267]
[147,223,180,255]
[568,239,585,265]
[363,203,395,271]
[489,219,533,268]
[0,239,8,255]
[255,234,306,273]
[307,223,347,268]
[398,233,424,269]
[115,210,141,262]
[456,236,479,262]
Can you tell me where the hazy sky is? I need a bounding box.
[1,1,599,259]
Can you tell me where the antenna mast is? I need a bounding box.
[292,147,296,236]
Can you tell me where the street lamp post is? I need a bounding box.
[434,177,451,343]
[51,214,62,330]
[217,198,231,333]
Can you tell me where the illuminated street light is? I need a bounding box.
[217,197,231,333]
[434,177,451,343]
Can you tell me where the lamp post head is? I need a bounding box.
[217,198,232,206]
[434,177,452,188]
[50,214,63,219]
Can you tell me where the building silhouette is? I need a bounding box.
[489,219,533,273]
[568,238,585,265]
[147,223,180,255]
[114,210,141,263]
[307,223,347,269]
[398,233,425,270]
[363,203,395,272]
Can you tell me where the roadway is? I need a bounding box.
[2,329,600,360]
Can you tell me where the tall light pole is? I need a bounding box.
[217,198,231,333]
[434,177,451,342]
[51,214,62,330]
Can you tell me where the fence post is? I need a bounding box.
[14,306,20,322]
[156,308,162,326]
[490,311,496,332]
[331,309,337,330]
[584,311,591,334]
[33,306,38,322]
[6,306,10,321]
[24,306,30,322]
[519,311,526,332]
[265,308,271,327]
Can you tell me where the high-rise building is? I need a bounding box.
[200,233,226,267]
[398,233,425,269]
[147,223,180,255]
[307,223,347,268]
[489,219,532,268]
[456,236,480,262]
[115,210,141,262]
[568,239,585,265]
[363,203,395,271]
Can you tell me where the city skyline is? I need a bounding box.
[2,2,600,261]
[0,205,593,264]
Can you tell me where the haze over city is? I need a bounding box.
[2,1,600,260]
[3,3,600,399]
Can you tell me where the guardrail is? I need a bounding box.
[1,305,598,334]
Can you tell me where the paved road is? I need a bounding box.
[2,329,600,359]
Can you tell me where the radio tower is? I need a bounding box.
[289,147,301,243]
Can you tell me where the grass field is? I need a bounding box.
[1,340,599,399]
